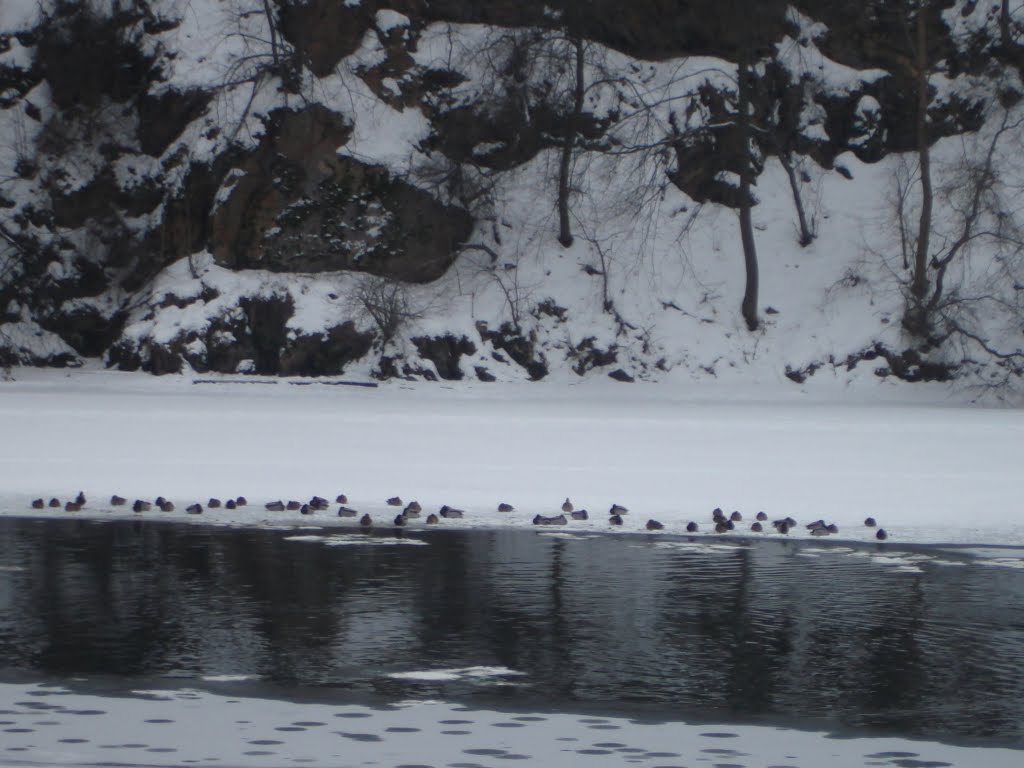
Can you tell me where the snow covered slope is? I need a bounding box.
[1,1,1023,395]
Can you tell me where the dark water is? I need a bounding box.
[1,518,1024,747]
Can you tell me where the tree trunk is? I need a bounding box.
[779,151,814,247]
[1001,0,1012,50]
[262,0,280,72]
[737,58,759,332]
[909,1,932,333]
[557,37,585,248]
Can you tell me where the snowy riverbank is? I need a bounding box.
[1,368,1022,547]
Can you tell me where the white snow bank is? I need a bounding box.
[0,368,1021,547]
[0,681,1019,767]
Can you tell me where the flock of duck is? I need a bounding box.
[26,493,889,540]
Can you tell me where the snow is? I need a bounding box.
[0,367,1021,548]
[0,681,1019,767]
[375,9,411,33]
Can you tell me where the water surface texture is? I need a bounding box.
[1,518,1023,747]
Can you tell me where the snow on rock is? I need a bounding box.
[0,321,81,367]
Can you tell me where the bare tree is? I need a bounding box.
[557,35,586,247]
[351,274,422,348]
[736,55,760,332]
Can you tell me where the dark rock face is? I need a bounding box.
[476,322,548,381]
[211,106,473,284]
[35,3,155,110]
[137,89,212,157]
[412,335,477,380]
[109,293,373,376]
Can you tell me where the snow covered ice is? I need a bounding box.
[1,367,1021,547]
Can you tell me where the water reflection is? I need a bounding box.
[1,519,1023,745]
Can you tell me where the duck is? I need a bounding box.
[498,502,514,512]
[561,498,574,513]
[570,509,588,520]
[386,496,403,507]
[309,496,330,510]
[64,501,82,512]
[404,500,422,514]
[426,513,440,524]
[160,501,175,512]
[715,522,728,534]
[439,505,464,519]
[225,499,237,510]
[31,498,44,509]
[132,500,151,512]
[876,528,888,541]
[336,494,348,504]
[712,507,726,522]
[208,498,222,508]
[265,500,285,512]
[155,496,166,507]
[864,517,877,527]
[756,511,768,521]
[609,514,623,526]
[609,503,628,515]
[645,519,664,531]
[534,514,568,526]
[393,513,406,527]
[686,521,699,533]
[235,496,248,506]
[337,506,358,518]
[772,520,790,534]
[186,503,203,515]
[110,495,127,507]
[300,504,314,515]
[730,511,743,522]
[75,491,86,506]
[806,519,827,532]
[48,498,61,508]
[359,513,373,527]
[286,500,301,511]
[751,522,763,533]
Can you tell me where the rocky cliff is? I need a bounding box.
[1,0,1021,387]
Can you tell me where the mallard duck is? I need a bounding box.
[534,514,568,526]
[186,503,203,515]
[498,502,514,512]
[646,519,664,530]
[562,498,574,513]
